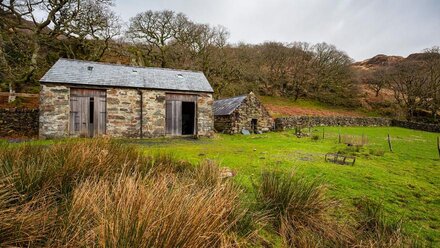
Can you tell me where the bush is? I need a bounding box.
[311,134,320,141]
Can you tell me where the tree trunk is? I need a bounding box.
[23,38,41,83]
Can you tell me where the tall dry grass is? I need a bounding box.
[253,171,353,247]
[0,139,259,247]
[52,176,245,247]
[353,198,409,248]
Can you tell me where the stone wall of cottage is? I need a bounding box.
[215,93,274,134]
[197,93,214,136]
[39,84,70,139]
[40,84,212,138]
[106,88,142,137]
[107,88,213,137]
[214,115,233,134]
[142,90,167,137]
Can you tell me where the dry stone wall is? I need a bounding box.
[197,93,214,136]
[391,119,440,133]
[275,116,392,130]
[0,109,39,137]
[275,116,440,133]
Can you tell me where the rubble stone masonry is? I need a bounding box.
[39,83,213,138]
[39,84,70,138]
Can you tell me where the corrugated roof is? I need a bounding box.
[213,95,247,116]
[40,58,214,93]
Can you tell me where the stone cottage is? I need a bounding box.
[213,92,273,134]
[39,58,214,138]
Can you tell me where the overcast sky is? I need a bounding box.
[114,0,440,61]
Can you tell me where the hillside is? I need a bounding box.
[260,96,376,118]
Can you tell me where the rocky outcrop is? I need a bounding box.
[353,54,404,68]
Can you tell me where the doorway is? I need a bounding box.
[182,102,195,135]
[70,89,106,137]
[251,119,258,133]
[165,94,197,136]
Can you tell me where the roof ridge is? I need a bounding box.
[215,94,248,101]
[58,58,204,74]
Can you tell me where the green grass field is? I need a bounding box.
[132,127,440,244]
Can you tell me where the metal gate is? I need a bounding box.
[70,89,106,137]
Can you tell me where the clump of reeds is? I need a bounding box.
[253,171,352,247]
[51,176,245,247]
[0,139,259,247]
[353,198,407,247]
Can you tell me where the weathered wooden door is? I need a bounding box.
[70,89,106,137]
[165,94,197,136]
[166,100,182,136]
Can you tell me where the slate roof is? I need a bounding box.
[40,58,214,93]
[213,95,247,116]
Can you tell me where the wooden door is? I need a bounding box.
[166,100,182,136]
[70,89,106,137]
[95,96,106,136]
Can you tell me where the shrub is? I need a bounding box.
[311,134,320,141]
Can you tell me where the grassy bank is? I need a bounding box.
[1,126,439,246]
[135,127,440,245]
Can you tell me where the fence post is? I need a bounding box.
[387,133,393,152]
[338,129,341,144]
[322,127,325,139]
[437,137,440,159]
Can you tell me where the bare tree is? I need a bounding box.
[423,47,440,120]
[285,42,313,101]
[54,0,121,61]
[309,42,356,105]
[127,10,178,68]
[0,0,73,82]
[362,67,391,97]
[389,60,428,119]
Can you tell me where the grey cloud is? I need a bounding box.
[115,0,440,60]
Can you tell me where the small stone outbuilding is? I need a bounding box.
[39,58,214,138]
[213,92,273,134]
